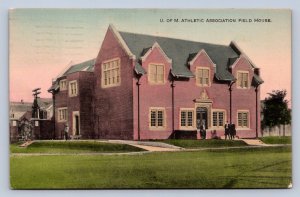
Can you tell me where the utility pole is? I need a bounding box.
[32,88,41,119]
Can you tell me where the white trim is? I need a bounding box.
[236,70,250,89]
[108,24,136,60]
[59,79,67,91]
[179,108,195,130]
[211,109,227,129]
[12,120,17,127]
[194,103,212,129]
[72,111,80,136]
[140,42,172,64]
[230,54,255,71]
[195,67,211,87]
[230,41,257,69]
[101,58,121,88]
[237,110,250,129]
[149,107,167,131]
[57,107,68,122]
[188,49,216,69]
[68,80,78,97]
[148,63,166,85]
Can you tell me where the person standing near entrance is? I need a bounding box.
[224,121,229,140]
[196,119,201,139]
[64,123,69,141]
[201,120,206,140]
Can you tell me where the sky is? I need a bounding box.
[9,9,291,105]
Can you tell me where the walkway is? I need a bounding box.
[11,139,290,157]
[107,140,182,152]
[19,140,34,147]
[239,139,277,146]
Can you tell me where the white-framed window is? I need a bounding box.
[102,58,121,88]
[180,109,194,129]
[212,110,225,127]
[196,67,210,86]
[237,71,249,88]
[237,110,249,128]
[69,80,78,97]
[148,64,165,84]
[149,108,166,130]
[58,107,68,122]
[59,79,67,91]
[12,120,17,127]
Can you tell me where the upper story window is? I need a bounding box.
[196,67,210,86]
[58,107,68,122]
[69,80,78,97]
[237,71,249,89]
[102,58,121,88]
[148,64,165,84]
[60,79,67,91]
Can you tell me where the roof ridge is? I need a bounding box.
[119,31,229,48]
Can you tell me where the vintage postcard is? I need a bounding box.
[9,9,292,189]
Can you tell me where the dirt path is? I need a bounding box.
[19,141,34,147]
[107,140,182,152]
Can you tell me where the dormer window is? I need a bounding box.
[196,67,210,86]
[237,71,249,89]
[60,79,67,91]
[148,64,165,84]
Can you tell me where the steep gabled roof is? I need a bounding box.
[48,59,95,92]
[10,102,32,113]
[62,59,95,76]
[119,31,239,81]
[37,98,53,109]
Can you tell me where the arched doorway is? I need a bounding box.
[196,107,208,129]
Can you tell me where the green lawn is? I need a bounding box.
[10,141,144,153]
[10,146,291,189]
[161,139,248,148]
[260,136,292,144]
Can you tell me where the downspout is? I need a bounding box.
[52,91,56,139]
[171,79,175,137]
[228,81,235,123]
[255,85,260,139]
[136,77,141,141]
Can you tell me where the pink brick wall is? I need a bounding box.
[133,49,261,139]
[78,72,94,138]
[231,56,261,138]
[54,72,95,139]
[53,28,262,140]
[133,46,173,140]
[93,27,134,139]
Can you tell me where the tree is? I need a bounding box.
[262,90,291,136]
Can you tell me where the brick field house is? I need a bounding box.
[48,24,264,140]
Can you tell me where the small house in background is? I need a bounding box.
[9,98,53,142]
[49,24,263,140]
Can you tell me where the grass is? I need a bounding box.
[10,146,291,189]
[260,136,291,144]
[10,141,144,154]
[161,139,248,148]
